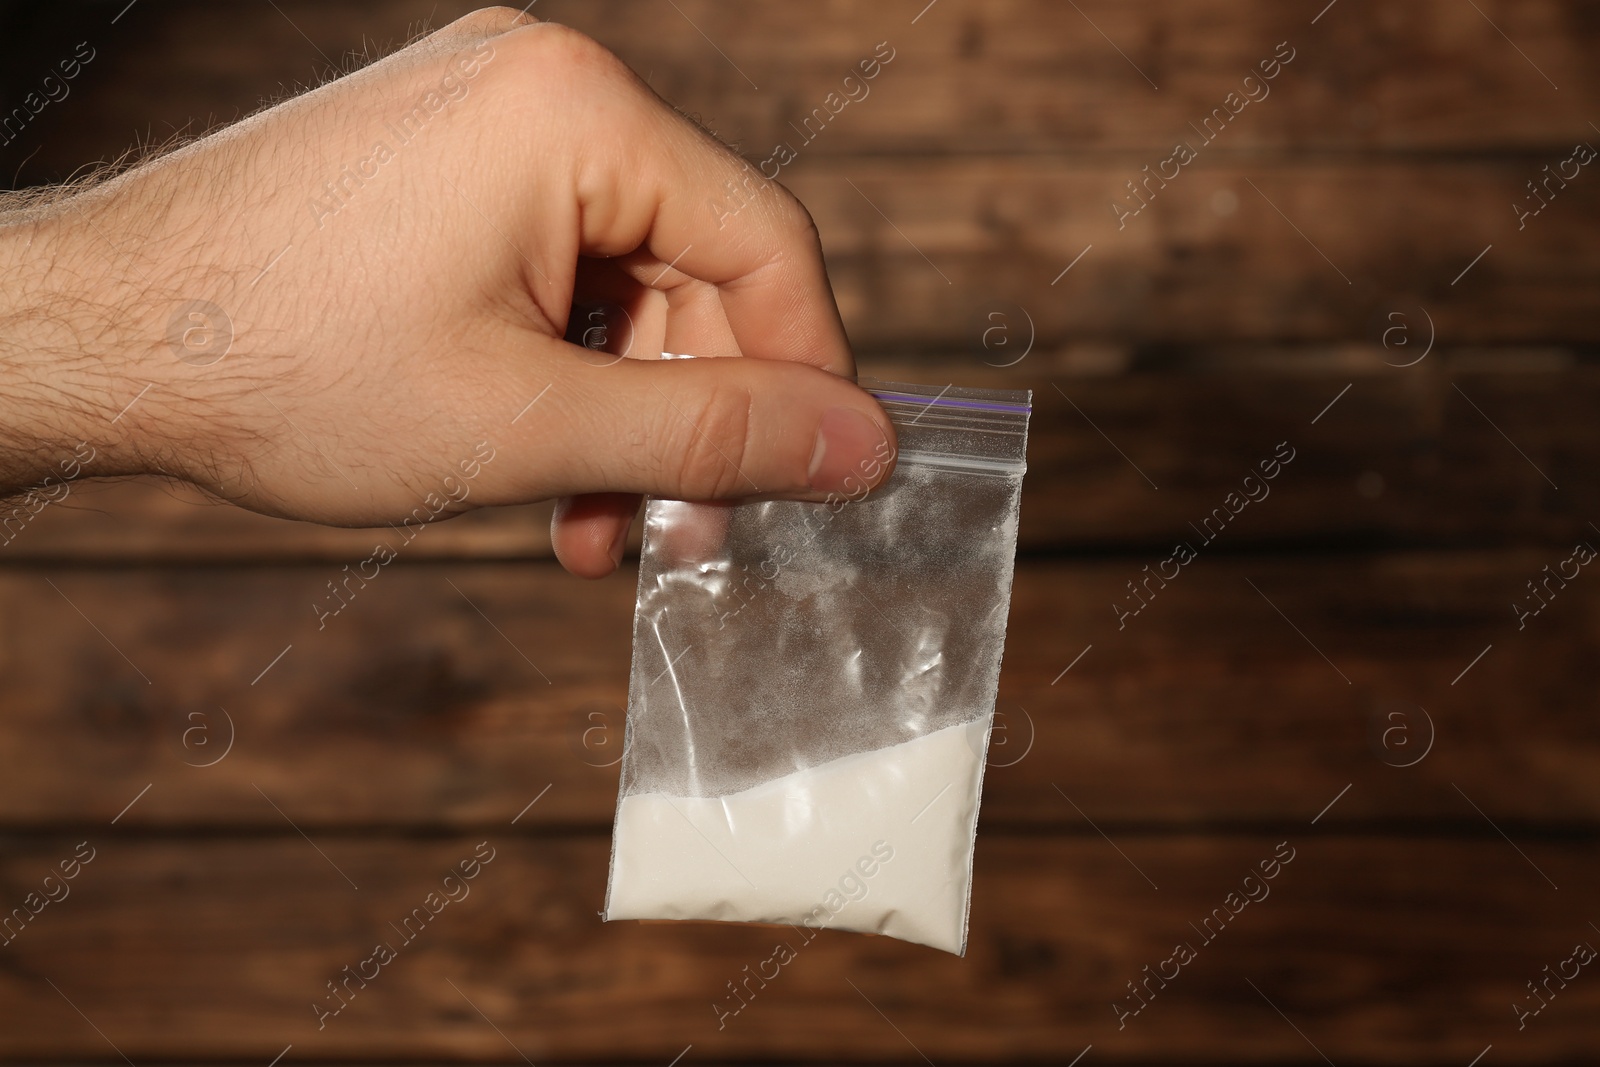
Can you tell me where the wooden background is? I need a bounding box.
[3,1,1599,1063]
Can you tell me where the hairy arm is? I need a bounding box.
[0,8,895,575]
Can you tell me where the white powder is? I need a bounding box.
[605,718,989,955]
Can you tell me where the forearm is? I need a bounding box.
[0,194,156,494]
[0,11,897,574]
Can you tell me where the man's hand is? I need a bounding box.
[0,7,895,577]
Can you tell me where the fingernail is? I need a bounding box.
[608,524,628,569]
[809,407,888,494]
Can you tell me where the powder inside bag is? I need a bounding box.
[605,718,989,954]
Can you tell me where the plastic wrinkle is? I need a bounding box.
[604,380,1031,956]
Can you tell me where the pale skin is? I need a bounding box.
[0,8,895,577]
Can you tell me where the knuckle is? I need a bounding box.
[515,22,626,80]
[750,184,825,273]
[438,7,536,40]
[784,191,822,244]
[765,182,820,246]
[669,384,756,499]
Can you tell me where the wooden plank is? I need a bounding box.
[3,363,1593,562]
[8,147,1595,348]
[8,478,563,563]
[3,551,1594,828]
[7,0,1598,189]
[583,0,1600,155]
[1008,359,1590,553]
[6,9,1597,345]
[780,157,1600,347]
[6,14,1598,348]
[0,835,1589,1061]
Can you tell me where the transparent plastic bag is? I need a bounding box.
[603,380,1031,955]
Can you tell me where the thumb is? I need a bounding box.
[535,353,897,501]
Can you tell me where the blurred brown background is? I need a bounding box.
[2,1,1598,1063]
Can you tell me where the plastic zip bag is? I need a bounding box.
[603,379,1031,955]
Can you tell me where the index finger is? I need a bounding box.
[535,25,858,377]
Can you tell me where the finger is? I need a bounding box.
[606,249,741,359]
[551,492,639,578]
[516,24,856,376]
[429,6,541,46]
[649,500,733,568]
[597,148,852,375]
[488,336,896,502]
[557,253,739,571]
[552,485,731,576]
[569,257,664,361]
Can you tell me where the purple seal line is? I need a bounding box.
[866,388,1032,414]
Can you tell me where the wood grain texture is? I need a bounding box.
[7,0,1597,176]
[5,477,563,564]
[5,6,1598,347]
[4,363,1590,562]
[0,835,1588,1062]
[0,4,1594,1065]
[782,158,1600,347]
[3,551,1593,828]
[568,0,1600,155]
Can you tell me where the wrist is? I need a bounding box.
[0,192,168,492]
